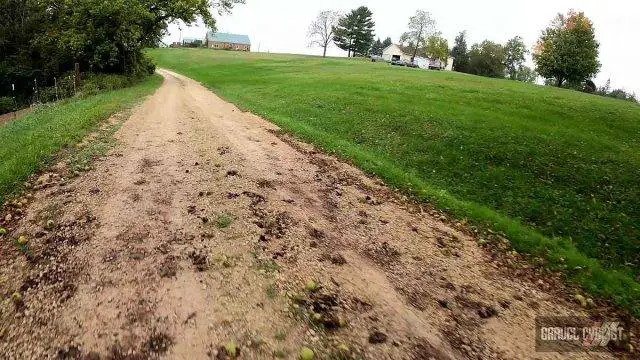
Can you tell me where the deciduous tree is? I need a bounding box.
[504,36,527,80]
[426,35,449,63]
[515,66,537,83]
[533,10,600,87]
[0,0,244,102]
[467,40,506,78]
[400,10,436,61]
[307,10,340,57]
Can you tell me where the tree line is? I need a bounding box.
[308,8,636,102]
[308,8,451,65]
[0,0,244,107]
[450,33,536,82]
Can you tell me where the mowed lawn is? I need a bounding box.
[149,49,640,313]
[0,75,163,203]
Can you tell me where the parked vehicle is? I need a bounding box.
[370,55,383,62]
[391,59,419,68]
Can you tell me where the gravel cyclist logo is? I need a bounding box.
[536,317,631,352]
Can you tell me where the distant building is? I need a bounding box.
[381,44,453,71]
[182,37,202,47]
[382,44,412,62]
[205,32,251,52]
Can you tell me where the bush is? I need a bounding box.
[128,54,156,77]
[0,97,14,115]
[82,74,133,92]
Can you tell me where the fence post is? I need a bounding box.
[34,78,38,104]
[12,83,16,120]
[55,77,59,102]
[74,62,80,94]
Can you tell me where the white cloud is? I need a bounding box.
[165,0,640,95]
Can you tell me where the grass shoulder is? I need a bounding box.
[0,74,163,203]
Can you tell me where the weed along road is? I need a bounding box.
[0,70,617,360]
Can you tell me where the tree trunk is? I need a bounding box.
[347,49,351,57]
[556,77,564,87]
[323,45,327,57]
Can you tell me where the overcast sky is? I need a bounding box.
[165,0,639,95]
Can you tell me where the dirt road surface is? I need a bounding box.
[0,70,618,359]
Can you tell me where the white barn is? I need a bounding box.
[382,44,412,62]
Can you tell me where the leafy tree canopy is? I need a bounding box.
[504,36,528,80]
[425,35,448,63]
[515,65,538,83]
[533,10,600,87]
[467,40,506,78]
[0,0,243,102]
[399,10,436,60]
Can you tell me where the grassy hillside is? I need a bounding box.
[0,75,163,203]
[149,48,640,314]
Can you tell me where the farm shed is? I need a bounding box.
[205,32,251,52]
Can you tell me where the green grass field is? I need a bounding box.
[0,75,162,203]
[149,48,640,314]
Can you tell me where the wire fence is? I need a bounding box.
[2,66,81,119]
[2,63,142,119]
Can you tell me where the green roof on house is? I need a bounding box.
[205,32,251,45]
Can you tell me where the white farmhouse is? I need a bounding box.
[381,44,454,71]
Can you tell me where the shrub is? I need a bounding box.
[0,97,14,115]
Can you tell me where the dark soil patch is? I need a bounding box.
[256,211,294,239]
[368,330,388,344]
[188,250,208,271]
[217,146,231,155]
[308,227,325,240]
[143,332,173,354]
[319,252,347,265]
[257,179,276,189]
[158,256,178,278]
[138,158,161,173]
[107,344,147,360]
[364,241,401,267]
[293,289,346,330]
[411,340,453,360]
[128,247,146,261]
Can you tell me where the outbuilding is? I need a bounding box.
[205,32,251,52]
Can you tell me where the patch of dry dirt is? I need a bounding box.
[0,70,627,359]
